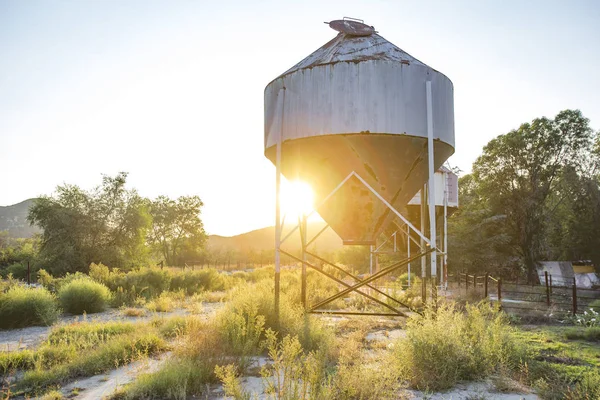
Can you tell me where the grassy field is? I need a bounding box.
[1,265,599,399]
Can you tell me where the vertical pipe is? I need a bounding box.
[426,80,437,279]
[443,171,448,286]
[572,277,577,314]
[369,245,374,275]
[545,271,550,307]
[407,224,411,288]
[274,87,285,328]
[420,184,427,280]
[301,214,307,310]
[420,184,427,300]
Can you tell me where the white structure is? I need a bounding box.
[538,261,599,289]
[264,18,455,316]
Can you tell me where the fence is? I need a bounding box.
[446,271,600,315]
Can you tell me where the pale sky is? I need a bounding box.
[1,0,599,236]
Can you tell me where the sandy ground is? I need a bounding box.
[3,304,540,399]
[58,353,170,400]
[0,303,223,352]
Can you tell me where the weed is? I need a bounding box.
[145,292,175,313]
[215,364,251,400]
[58,278,112,314]
[39,389,65,400]
[260,329,329,400]
[392,303,525,391]
[0,285,60,329]
[120,307,147,317]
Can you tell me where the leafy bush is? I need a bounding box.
[37,269,57,292]
[146,292,175,313]
[0,286,60,329]
[112,267,171,300]
[392,303,525,391]
[217,279,333,353]
[170,268,228,294]
[569,308,600,327]
[1,262,31,280]
[58,278,112,314]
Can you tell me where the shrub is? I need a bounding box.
[58,278,112,314]
[0,286,60,329]
[392,303,525,391]
[112,267,171,300]
[116,321,231,399]
[589,299,600,311]
[0,349,35,374]
[217,279,333,353]
[260,330,330,400]
[1,262,32,280]
[170,269,227,295]
[37,269,57,292]
[146,292,175,313]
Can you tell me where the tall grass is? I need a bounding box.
[0,285,60,329]
[58,278,112,314]
[392,302,525,391]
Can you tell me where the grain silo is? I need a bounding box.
[264,18,455,316]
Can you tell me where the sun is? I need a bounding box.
[281,180,314,218]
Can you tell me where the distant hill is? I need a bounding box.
[208,221,343,254]
[0,199,40,238]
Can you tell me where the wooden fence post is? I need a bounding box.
[497,278,502,310]
[544,271,550,306]
[549,275,553,295]
[432,276,438,311]
[572,277,577,314]
[484,273,489,298]
[27,261,31,285]
[465,273,469,290]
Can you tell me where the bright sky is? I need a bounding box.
[1,0,599,236]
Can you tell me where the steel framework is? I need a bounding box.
[273,81,445,321]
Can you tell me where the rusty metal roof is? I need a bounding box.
[279,32,427,79]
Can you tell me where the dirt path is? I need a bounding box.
[0,302,223,352]
[59,353,170,400]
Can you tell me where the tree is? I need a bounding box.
[148,196,207,266]
[471,110,596,282]
[28,173,151,274]
[447,175,516,276]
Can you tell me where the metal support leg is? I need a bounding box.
[420,184,427,300]
[426,80,437,280]
[274,87,285,328]
[300,214,307,310]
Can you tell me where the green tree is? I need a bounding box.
[546,167,600,268]
[447,174,516,276]
[148,196,207,266]
[471,110,596,282]
[28,173,151,274]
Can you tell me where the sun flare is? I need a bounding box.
[281,180,314,218]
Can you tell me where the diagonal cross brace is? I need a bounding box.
[279,249,407,316]
[310,248,435,311]
[305,250,418,313]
